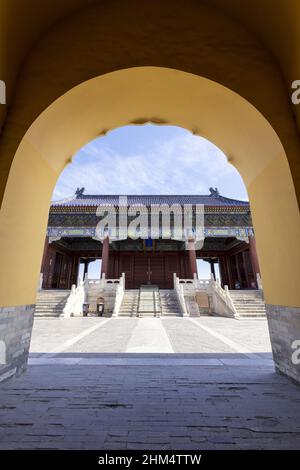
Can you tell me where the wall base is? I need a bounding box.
[266,304,300,384]
[0,305,34,383]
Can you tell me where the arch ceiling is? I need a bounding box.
[1,0,300,126]
[0,0,300,207]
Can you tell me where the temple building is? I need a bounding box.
[40,188,260,291]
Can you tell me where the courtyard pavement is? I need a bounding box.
[0,316,300,449]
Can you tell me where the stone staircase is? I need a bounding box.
[118,290,139,316]
[35,289,70,317]
[229,290,266,318]
[118,287,182,317]
[138,286,161,317]
[159,290,182,316]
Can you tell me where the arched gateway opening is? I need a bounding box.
[43,124,252,293]
[0,67,300,385]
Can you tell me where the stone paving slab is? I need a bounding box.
[189,317,272,353]
[163,317,272,355]
[0,316,296,450]
[30,317,272,355]
[0,363,300,449]
[28,357,274,367]
[30,317,109,355]
[125,318,173,353]
[162,318,238,354]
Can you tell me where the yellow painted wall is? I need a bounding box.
[0,1,300,310]
[0,68,299,308]
[0,137,57,304]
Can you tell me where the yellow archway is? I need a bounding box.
[1,66,299,306]
[0,67,300,382]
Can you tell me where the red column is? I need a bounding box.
[39,235,49,288]
[219,256,229,288]
[225,255,233,289]
[188,237,198,277]
[242,251,250,288]
[68,255,77,288]
[40,235,49,273]
[209,260,216,280]
[249,235,260,276]
[83,260,89,279]
[101,236,110,277]
[235,254,242,286]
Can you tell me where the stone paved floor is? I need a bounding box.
[29,316,273,356]
[0,316,299,449]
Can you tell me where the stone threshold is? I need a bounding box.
[28,356,275,367]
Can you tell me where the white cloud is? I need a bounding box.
[52,126,248,201]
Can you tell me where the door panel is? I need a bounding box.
[52,252,63,288]
[118,251,188,289]
[133,255,149,288]
[149,255,165,287]
[120,255,133,288]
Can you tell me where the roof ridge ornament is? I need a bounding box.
[209,187,220,197]
[75,187,85,198]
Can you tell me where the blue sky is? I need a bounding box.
[52,125,248,201]
[53,125,248,279]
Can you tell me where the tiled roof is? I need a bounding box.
[51,193,249,208]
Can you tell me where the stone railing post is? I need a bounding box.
[112,273,125,317]
[210,280,237,317]
[100,273,106,289]
[38,273,43,290]
[257,273,263,290]
[173,273,188,317]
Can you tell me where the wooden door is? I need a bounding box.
[165,253,180,288]
[120,254,133,288]
[52,252,63,288]
[149,254,166,287]
[133,255,149,287]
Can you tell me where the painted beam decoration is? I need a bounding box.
[47,226,253,240]
[48,189,253,242]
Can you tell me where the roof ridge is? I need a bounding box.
[73,193,247,199]
[51,194,249,207]
[78,193,213,197]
